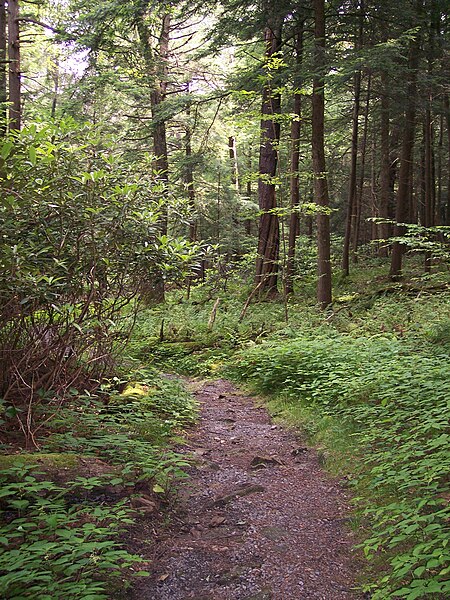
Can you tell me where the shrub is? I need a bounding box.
[0,121,198,447]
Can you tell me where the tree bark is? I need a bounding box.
[390,35,420,280]
[342,0,364,275]
[342,68,361,275]
[378,69,391,256]
[424,98,435,272]
[352,70,371,261]
[255,20,282,296]
[8,0,20,131]
[151,13,170,236]
[286,21,304,295]
[228,135,240,192]
[185,123,197,243]
[312,0,332,308]
[0,0,6,133]
[445,94,450,225]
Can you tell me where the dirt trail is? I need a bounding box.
[132,379,362,600]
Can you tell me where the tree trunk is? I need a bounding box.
[151,13,170,236]
[445,94,450,225]
[228,135,240,192]
[185,123,197,243]
[255,20,282,296]
[286,21,304,295]
[390,36,420,280]
[342,68,361,275]
[312,0,332,308]
[424,97,435,271]
[0,0,6,133]
[135,11,171,302]
[342,0,364,275]
[8,0,20,131]
[352,70,371,261]
[378,70,391,256]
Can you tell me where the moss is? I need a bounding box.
[120,382,153,397]
[0,452,79,470]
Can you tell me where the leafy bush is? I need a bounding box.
[0,370,196,598]
[0,462,142,599]
[0,121,199,446]
[228,334,450,598]
[42,369,196,486]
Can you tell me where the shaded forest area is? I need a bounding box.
[0,0,449,598]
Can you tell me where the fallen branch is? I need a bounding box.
[208,298,220,330]
[239,280,265,323]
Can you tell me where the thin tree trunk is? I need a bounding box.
[312,0,332,308]
[185,124,197,243]
[0,0,6,133]
[424,96,435,271]
[445,94,450,225]
[436,112,443,225]
[342,0,364,275]
[151,13,170,236]
[50,58,59,119]
[228,135,240,192]
[378,70,391,257]
[352,70,371,262]
[244,148,253,235]
[8,0,20,131]
[390,34,420,280]
[342,69,361,275]
[255,20,282,296]
[286,21,304,295]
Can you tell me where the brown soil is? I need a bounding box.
[130,379,363,600]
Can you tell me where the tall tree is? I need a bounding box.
[8,0,20,130]
[390,10,421,280]
[255,3,283,296]
[0,0,6,131]
[285,19,304,295]
[312,0,332,308]
[342,0,364,276]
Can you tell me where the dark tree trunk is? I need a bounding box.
[135,11,171,302]
[151,13,170,236]
[286,21,304,295]
[8,0,20,131]
[228,135,240,192]
[312,0,332,308]
[390,37,420,280]
[342,68,361,275]
[0,0,6,133]
[185,123,197,243]
[342,0,364,275]
[445,94,450,225]
[352,70,371,261]
[255,21,282,296]
[424,98,435,271]
[378,70,391,256]
[50,58,59,119]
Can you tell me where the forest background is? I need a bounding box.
[0,0,449,599]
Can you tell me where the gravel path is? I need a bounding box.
[131,379,362,600]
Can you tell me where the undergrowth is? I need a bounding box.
[0,369,197,599]
[227,335,450,599]
[130,264,450,599]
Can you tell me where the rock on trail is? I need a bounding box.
[131,379,362,600]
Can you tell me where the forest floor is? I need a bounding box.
[129,378,363,600]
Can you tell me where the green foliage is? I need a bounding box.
[42,369,196,485]
[228,333,450,598]
[0,121,199,446]
[0,462,141,599]
[0,370,196,598]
